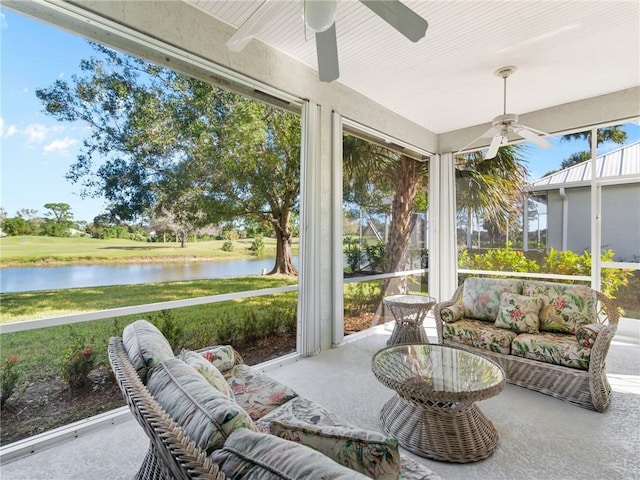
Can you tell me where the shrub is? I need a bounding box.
[249,235,264,257]
[222,241,234,252]
[364,241,388,272]
[213,314,239,345]
[221,227,239,241]
[153,310,184,354]
[344,237,363,272]
[542,248,631,301]
[344,281,384,316]
[59,339,96,389]
[461,243,539,273]
[0,355,20,407]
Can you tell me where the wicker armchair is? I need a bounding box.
[108,337,227,480]
[434,282,619,412]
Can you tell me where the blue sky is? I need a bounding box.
[1,9,639,223]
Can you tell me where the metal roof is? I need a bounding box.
[529,141,640,191]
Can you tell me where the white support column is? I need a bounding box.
[428,152,458,303]
[331,111,344,347]
[297,101,322,356]
[590,127,601,291]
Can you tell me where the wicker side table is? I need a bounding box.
[383,295,436,346]
[372,344,505,463]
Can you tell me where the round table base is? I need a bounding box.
[380,394,498,463]
[386,324,429,346]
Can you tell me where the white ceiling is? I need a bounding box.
[186,0,639,134]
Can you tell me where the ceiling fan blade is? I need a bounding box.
[316,23,340,82]
[455,126,497,155]
[359,0,428,42]
[485,134,504,159]
[513,126,552,149]
[226,0,281,52]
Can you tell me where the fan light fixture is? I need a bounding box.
[304,0,337,33]
[456,65,553,159]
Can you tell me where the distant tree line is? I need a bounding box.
[1,203,79,238]
[0,203,279,244]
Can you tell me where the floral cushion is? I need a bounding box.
[256,396,351,429]
[147,358,257,453]
[209,428,370,479]
[270,418,400,480]
[522,281,597,334]
[179,350,234,399]
[399,456,442,480]
[575,323,605,348]
[225,364,298,421]
[440,303,464,323]
[511,331,591,370]
[122,319,175,383]
[199,345,238,373]
[443,318,517,354]
[462,277,522,321]
[494,293,543,334]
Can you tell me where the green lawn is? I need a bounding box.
[0,277,299,380]
[0,236,298,265]
[0,276,298,324]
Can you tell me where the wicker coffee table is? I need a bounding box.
[372,344,505,463]
[383,294,436,346]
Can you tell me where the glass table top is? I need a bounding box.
[372,344,504,396]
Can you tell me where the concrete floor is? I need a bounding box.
[2,320,639,480]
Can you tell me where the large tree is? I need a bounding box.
[36,44,300,274]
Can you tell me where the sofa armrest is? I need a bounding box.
[575,323,605,348]
[433,284,465,343]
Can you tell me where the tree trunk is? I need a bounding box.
[268,209,297,275]
[466,206,474,252]
[384,155,421,294]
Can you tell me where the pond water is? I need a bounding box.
[0,257,298,293]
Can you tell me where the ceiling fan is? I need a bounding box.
[226,0,428,82]
[459,66,553,160]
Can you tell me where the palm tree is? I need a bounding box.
[342,135,428,294]
[561,126,627,147]
[455,144,528,251]
[544,126,628,175]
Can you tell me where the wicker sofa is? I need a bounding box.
[434,277,619,412]
[108,320,441,480]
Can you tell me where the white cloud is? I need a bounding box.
[0,117,17,138]
[43,137,78,154]
[23,123,49,144]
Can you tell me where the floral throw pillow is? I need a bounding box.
[462,277,522,321]
[494,293,543,334]
[198,345,237,373]
[270,419,400,480]
[179,350,234,399]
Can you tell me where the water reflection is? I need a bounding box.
[1,257,298,293]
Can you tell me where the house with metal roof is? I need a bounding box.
[528,141,640,261]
